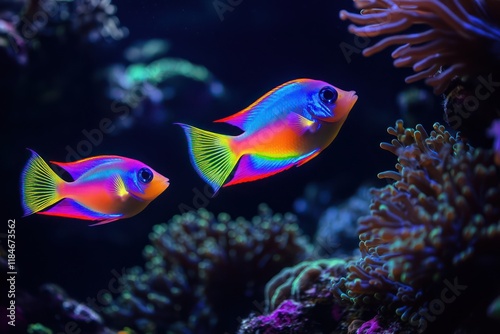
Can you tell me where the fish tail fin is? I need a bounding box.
[21,149,65,216]
[176,123,238,194]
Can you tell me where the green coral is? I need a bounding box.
[337,120,500,329]
[239,120,500,333]
[103,204,312,333]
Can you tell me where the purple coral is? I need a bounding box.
[487,119,500,164]
[238,300,309,334]
[340,0,500,94]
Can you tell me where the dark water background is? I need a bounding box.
[1,0,438,304]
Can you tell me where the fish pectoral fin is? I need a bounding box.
[286,112,317,135]
[112,174,129,201]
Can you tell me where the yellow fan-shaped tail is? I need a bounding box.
[176,123,238,194]
[21,149,64,216]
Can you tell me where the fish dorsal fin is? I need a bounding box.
[50,156,123,180]
[214,80,299,131]
[112,174,129,200]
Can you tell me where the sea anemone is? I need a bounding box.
[338,120,500,331]
[340,0,500,94]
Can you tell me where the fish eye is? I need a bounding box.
[319,86,338,104]
[138,168,153,184]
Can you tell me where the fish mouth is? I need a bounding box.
[346,90,358,110]
[318,90,358,122]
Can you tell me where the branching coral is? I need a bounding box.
[340,0,500,94]
[337,120,500,331]
[103,205,313,333]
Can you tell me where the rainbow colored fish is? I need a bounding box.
[177,78,358,193]
[21,150,169,226]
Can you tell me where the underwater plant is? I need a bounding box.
[340,0,500,94]
[102,205,313,333]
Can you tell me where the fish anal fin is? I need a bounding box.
[38,198,121,222]
[89,218,121,227]
[224,151,318,187]
[296,149,321,167]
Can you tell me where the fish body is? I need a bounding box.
[21,150,169,225]
[177,78,358,193]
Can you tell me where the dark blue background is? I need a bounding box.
[1,0,436,302]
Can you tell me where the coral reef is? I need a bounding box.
[15,283,117,334]
[239,258,355,334]
[313,184,371,257]
[340,0,500,94]
[103,205,313,333]
[337,120,500,332]
[0,0,127,65]
[239,120,500,333]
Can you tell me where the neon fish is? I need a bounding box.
[177,78,358,193]
[21,150,169,226]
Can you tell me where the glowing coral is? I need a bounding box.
[103,205,312,333]
[338,120,500,330]
[340,0,500,94]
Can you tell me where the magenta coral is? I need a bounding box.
[340,0,500,94]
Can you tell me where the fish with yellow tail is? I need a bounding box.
[177,78,358,193]
[21,149,169,226]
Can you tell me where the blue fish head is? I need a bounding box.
[303,79,358,123]
[120,160,170,201]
